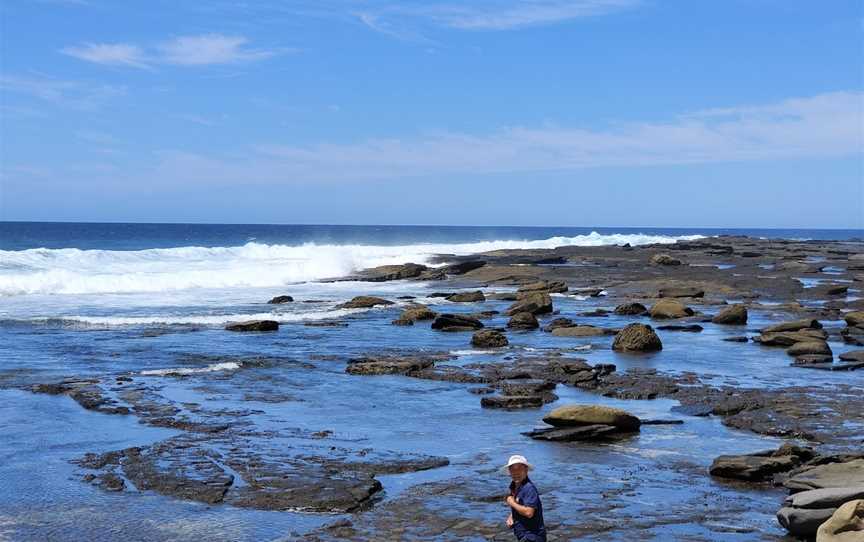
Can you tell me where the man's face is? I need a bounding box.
[508,463,528,483]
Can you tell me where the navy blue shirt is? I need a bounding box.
[510,478,546,542]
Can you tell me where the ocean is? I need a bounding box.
[0,222,861,541]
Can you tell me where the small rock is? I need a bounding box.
[443,260,486,275]
[471,329,508,348]
[481,396,544,409]
[506,292,553,316]
[652,254,682,266]
[613,302,648,315]
[612,323,663,352]
[446,291,485,303]
[649,299,694,319]
[507,312,539,330]
[551,325,613,337]
[656,324,703,332]
[431,314,484,332]
[763,319,823,333]
[337,296,395,309]
[542,317,575,332]
[225,320,279,332]
[712,305,748,325]
[787,341,832,357]
[723,336,750,342]
[543,404,641,431]
[518,280,568,294]
[267,295,294,304]
[524,424,620,441]
[658,286,704,298]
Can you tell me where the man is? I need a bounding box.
[504,454,546,542]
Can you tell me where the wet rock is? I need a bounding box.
[551,325,613,337]
[431,314,484,332]
[816,499,864,541]
[613,302,648,315]
[777,506,836,539]
[787,487,864,510]
[579,309,610,317]
[542,404,641,431]
[391,317,414,326]
[649,299,694,319]
[500,379,555,396]
[656,324,703,332]
[784,459,864,492]
[517,280,568,294]
[712,305,748,325]
[346,355,438,376]
[658,286,704,298]
[446,290,485,303]
[651,254,682,266]
[844,311,864,328]
[612,323,662,352]
[355,263,427,282]
[267,295,294,304]
[480,395,544,409]
[507,312,539,330]
[709,445,813,482]
[524,424,620,441]
[506,292,553,316]
[394,305,437,325]
[337,296,395,309]
[465,310,499,320]
[724,336,750,342]
[488,292,518,301]
[787,341,832,357]
[443,260,486,275]
[793,354,834,365]
[840,350,864,362]
[225,320,279,332]
[763,319,823,333]
[542,317,575,332]
[471,329,508,348]
[571,287,605,297]
[823,284,850,296]
[757,329,829,346]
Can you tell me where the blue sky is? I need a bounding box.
[1,0,862,228]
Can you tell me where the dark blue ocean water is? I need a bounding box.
[0,221,861,251]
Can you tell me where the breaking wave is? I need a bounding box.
[0,232,703,296]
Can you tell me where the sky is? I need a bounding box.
[0,0,862,229]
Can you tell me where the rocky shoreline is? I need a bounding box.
[17,234,864,540]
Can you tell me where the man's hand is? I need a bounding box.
[506,513,514,528]
[505,495,517,507]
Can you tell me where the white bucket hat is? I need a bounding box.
[502,454,533,472]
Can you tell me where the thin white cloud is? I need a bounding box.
[0,74,126,109]
[60,43,149,68]
[60,34,284,68]
[150,91,863,185]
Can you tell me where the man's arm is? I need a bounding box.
[505,496,535,518]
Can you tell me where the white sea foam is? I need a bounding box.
[141,362,241,376]
[27,307,367,326]
[0,232,703,296]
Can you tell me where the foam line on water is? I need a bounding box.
[0,232,704,296]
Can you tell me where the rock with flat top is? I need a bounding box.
[225,320,279,332]
[543,404,641,431]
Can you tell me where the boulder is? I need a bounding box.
[551,325,612,337]
[709,445,813,482]
[844,311,864,328]
[658,287,704,298]
[787,341,832,357]
[816,499,864,542]
[431,314,484,332]
[785,459,864,492]
[839,350,864,362]
[542,404,641,431]
[543,317,575,332]
[649,299,694,319]
[397,305,437,322]
[518,280,568,294]
[507,312,539,330]
[712,305,748,325]
[443,260,486,275]
[356,263,427,281]
[612,323,663,352]
[337,296,395,309]
[506,292,553,316]
[614,302,648,316]
[787,487,864,510]
[652,254,682,266]
[471,330,509,348]
[446,291,485,303]
[225,320,279,332]
[267,295,294,304]
[757,329,829,346]
[763,319,823,333]
[777,506,837,539]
